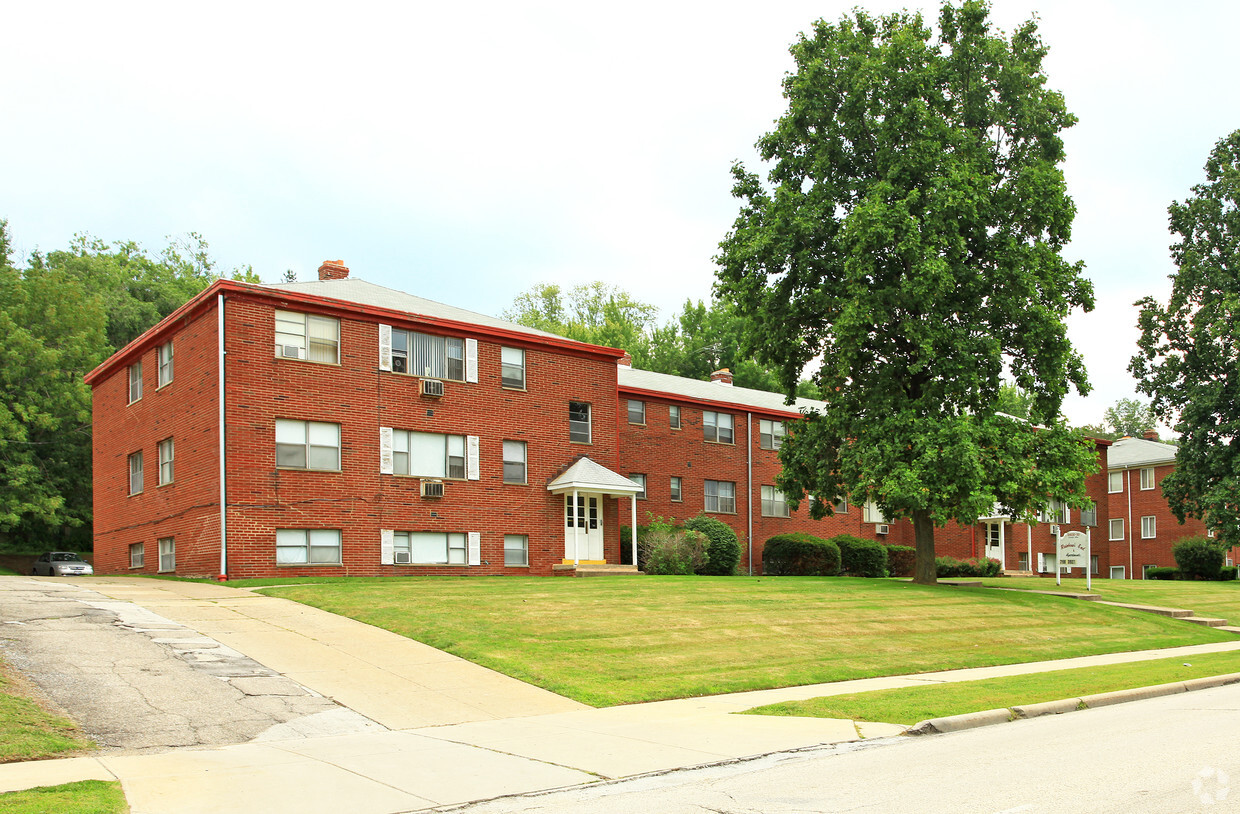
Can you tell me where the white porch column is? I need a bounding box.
[1027,525,1033,574]
[998,521,1006,570]
[631,493,638,567]
[572,488,580,566]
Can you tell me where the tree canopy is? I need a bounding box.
[1132,129,1240,543]
[715,1,1097,583]
[1103,398,1157,438]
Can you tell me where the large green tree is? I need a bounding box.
[1132,129,1240,544]
[1103,398,1157,438]
[715,1,1097,583]
[502,282,659,365]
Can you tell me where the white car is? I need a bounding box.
[31,552,94,576]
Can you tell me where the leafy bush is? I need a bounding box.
[1145,566,1179,580]
[639,519,707,575]
[884,545,916,578]
[936,556,1002,578]
[762,533,841,576]
[1220,566,1238,581]
[832,535,888,578]
[1173,536,1226,580]
[685,515,741,576]
[619,524,652,567]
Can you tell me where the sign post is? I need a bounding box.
[1058,531,1089,589]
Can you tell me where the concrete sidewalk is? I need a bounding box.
[3,577,1240,814]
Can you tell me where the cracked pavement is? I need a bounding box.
[0,578,377,754]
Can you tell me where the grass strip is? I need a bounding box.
[745,650,1240,725]
[0,661,93,762]
[0,781,127,814]
[975,577,1240,624]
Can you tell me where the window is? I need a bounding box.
[275,310,339,364]
[276,420,341,471]
[501,347,525,389]
[393,430,466,479]
[158,438,174,485]
[629,474,646,500]
[670,476,682,502]
[569,401,591,443]
[129,543,144,569]
[864,501,887,524]
[1109,518,1125,541]
[1140,467,1156,490]
[1080,501,1097,528]
[1091,555,1100,575]
[157,341,174,387]
[1142,515,1156,539]
[759,419,785,450]
[703,411,733,444]
[276,529,342,565]
[128,451,143,495]
[391,329,464,380]
[504,534,529,567]
[1108,471,1123,493]
[158,537,175,572]
[1143,564,1158,579]
[834,496,848,513]
[761,485,790,517]
[627,400,645,425]
[1017,551,1029,572]
[1052,500,1071,525]
[705,480,736,513]
[669,405,681,429]
[128,362,142,403]
[394,531,466,565]
[503,440,527,484]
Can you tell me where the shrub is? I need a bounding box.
[936,556,1002,578]
[884,545,916,578]
[619,524,652,567]
[832,534,888,578]
[1145,566,1179,580]
[762,533,841,576]
[1173,536,1226,580]
[685,515,741,576]
[639,520,707,575]
[1220,566,1238,581]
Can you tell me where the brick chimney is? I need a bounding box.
[1142,429,1159,441]
[617,351,633,368]
[710,368,734,386]
[318,260,350,281]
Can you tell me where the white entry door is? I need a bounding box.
[984,523,1003,561]
[564,494,604,562]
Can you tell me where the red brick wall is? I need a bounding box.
[1106,462,1212,578]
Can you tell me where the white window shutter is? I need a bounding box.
[1037,552,1045,573]
[467,531,481,566]
[380,529,395,565]
[467,435,480,480]
[465,338,478,383]
[378,324,393,371]
[379,427,394,474]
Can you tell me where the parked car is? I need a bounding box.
[31,552,94,576]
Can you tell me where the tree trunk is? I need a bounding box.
[912,509,938,585]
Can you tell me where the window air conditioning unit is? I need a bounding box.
[421,379,445,398]
[1050,524,1061,536]
[278,344,305,359]
[876,524,890,535]
[421,479,445,498]
[394,551,411,564]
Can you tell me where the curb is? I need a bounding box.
[906,671,1240,736]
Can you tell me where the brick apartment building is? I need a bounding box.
[87,261,1122,579]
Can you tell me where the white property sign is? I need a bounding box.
[1057,531,1088,567]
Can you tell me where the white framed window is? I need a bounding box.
[1207,529,1216,538]
[276,528,342,565]
[759,419,785,450]
[704,480,736,514]
[501,347,525,389]
[669,405,681,430]
[1017,551,1029,571]
[629,474,646,500]
[761,485,790,517]
[158,438,174,485]
[128,451,144,495]
[1140,467,1156,490]
[393,430,467,479]
[670,476,682,502]
[276,420,341,471]
[1080,501,1097,527]
[1141,515,1157,539]
[864,501,887,524]
[1091,555,1100,575]
[627,400,646,425]
[128,362,142,404]
[395,531,467,565]
[275,310,339,364]
[504,534,529,567]
[1109,518,1125,541]
[703,411,733,444]
[569,401,591,443]
[392,329,465,380]
[158,537,175,572]
[834,496,849,513]
[129,542,144,569]
[1143,564,1158,579]
[1052,499,1071,524]
[1108,471,1123,493]
[503,440,527,484]
[157,341,174,387]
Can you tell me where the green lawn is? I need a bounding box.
[977,577,1240,624]
[257,576,1236,706]
[746,649,1240,725]
[0,781,127,814]
[0,660,93,762]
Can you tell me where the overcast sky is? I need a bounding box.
[4,1,1238,429]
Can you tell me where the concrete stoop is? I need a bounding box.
[551,564,643,577]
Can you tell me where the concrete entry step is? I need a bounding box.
[1215,626,1240,634]
[1100,602,1195,618]
[1183,616,1229,628]
[551,564,643,577]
